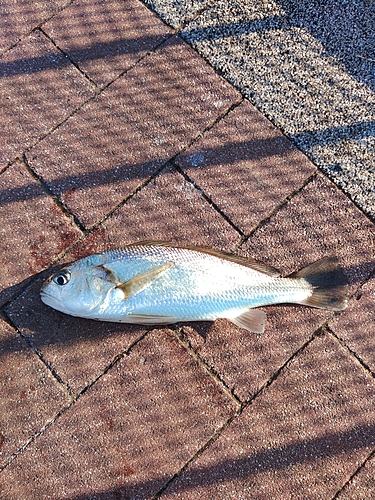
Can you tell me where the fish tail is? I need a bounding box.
[292,256,349,311]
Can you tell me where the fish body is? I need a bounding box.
[40,242,349,333]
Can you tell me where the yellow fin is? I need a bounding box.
[228,309,266,333]
[117,262,174,299]
[121,313,177,325]
[127,241,281,277]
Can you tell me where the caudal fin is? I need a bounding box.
[292,256,349,311]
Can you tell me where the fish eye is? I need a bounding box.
[53,270,71,286]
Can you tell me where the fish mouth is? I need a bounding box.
[40,290,67,313]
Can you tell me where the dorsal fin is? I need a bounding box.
[127,240,280,277]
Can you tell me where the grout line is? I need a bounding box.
[173,163,245,237]
[73,329,150,400]
[327,327,374,379]
[39,27,98,87]
[172,326,243,406]
[2,311,73,396]
[0,328,150,473]
[152,410,239,499]
[331,447,375,500]
[0,401,71,473]
[21,154,87,233]
[0,0,76,58]
[154,327,323,498]
[238,171,318,248]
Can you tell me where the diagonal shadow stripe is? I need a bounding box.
[291,121,375,148]
[1,119,373,208]
[182,15,290,43]
[68,422,375,499]
[0,34,167,78]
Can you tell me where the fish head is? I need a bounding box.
[40,258,114,318]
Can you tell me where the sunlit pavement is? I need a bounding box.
[1,1,374,498]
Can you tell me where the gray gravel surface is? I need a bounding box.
[145,0,375,221]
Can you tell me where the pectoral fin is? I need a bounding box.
[228,309,266,333]
[116,262,174,299]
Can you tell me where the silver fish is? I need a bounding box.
[40,241,349,333]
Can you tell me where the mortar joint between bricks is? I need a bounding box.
[21,154,87,233]
[173,325,243,406]
[73,329,150,402]
[173,163,245,237]
[3,310,74,397]
[241,327,323,411]
[240,171,318,245]
[330,446,375,500]
[327,326,375,379]
[152,408,242,499]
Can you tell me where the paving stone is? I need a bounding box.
[330,276,375,374]
[182,303,328,402]
[0,161,82,307]
[43,0,171,87]
[0,318,69,468]
[181,0,375,221]
[0,30,94,166]
[160,333,375,499]
[336,454,375,499]
[176,100,316,233]
[26,36,240,229]
[6,167,240,394]
[179,174,375,402]
[0,0,66,53]
[241,174,375,286]
[0,329,237,499]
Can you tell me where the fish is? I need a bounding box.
[40,241,349,333]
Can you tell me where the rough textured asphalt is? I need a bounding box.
[148,0,375,221]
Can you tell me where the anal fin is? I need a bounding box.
[228,309,266,333]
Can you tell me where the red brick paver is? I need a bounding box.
[0,30,94,166]
[160,334,375,499]
[1,0,374,498]
[43,0,171,87]
[0,330,237,499]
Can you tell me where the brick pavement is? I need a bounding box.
[1,1,374,499]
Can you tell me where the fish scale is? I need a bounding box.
[40,241,349,333]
